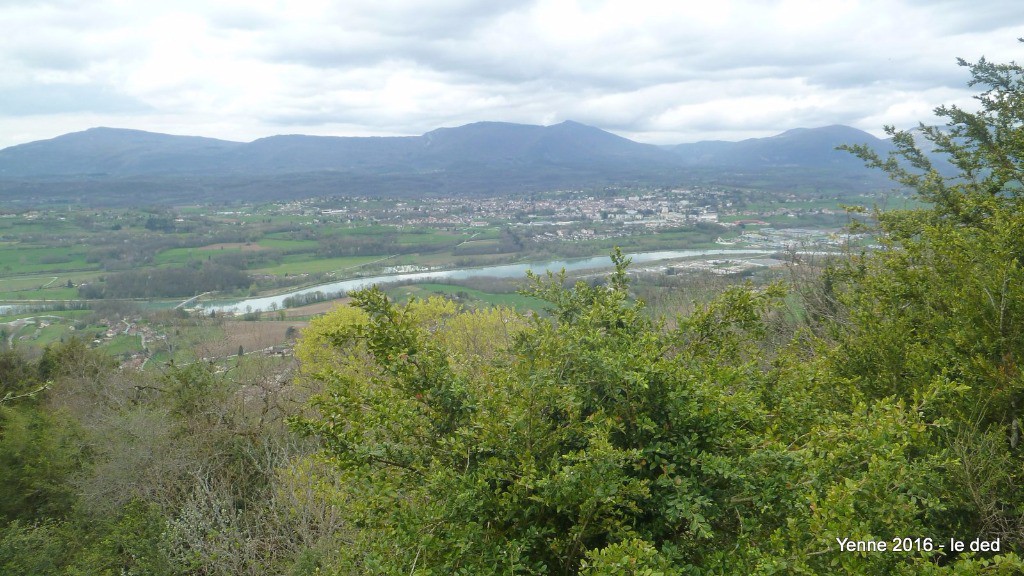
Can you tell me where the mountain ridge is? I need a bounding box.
[0,121,896,203]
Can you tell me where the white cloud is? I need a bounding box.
[0,0,1022,149]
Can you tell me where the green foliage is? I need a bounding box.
[66,500,172,576]
[0,520,69,576]
[37,337,114,382]
[0,350,44,405]
[0,502,171,576]
[580,539,679,576]
[293,249,791,574]
[79,262,251,299]
[809,45,1024,566]
[0,405,85,522]
[834,49,1024,431]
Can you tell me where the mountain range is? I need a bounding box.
[0,121,897,204]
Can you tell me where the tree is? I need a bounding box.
[826,45,1024,556]
[837,49,1024,424]
[842,51,1024,228]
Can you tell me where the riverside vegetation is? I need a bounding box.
[3,51,1024,574]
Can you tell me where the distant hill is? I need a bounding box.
[0,121,897,204]
[671,125,895,169]
[0,121,678,178]
[0,127,244,177]
[419,120,673,166]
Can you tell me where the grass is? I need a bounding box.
[32,324,69,347]
[0,274,91,301]
[154,246,245,265]
[0,285,81,300]
[2,316,83,350]
[253,254,388,276]
[0,276,62,291]
[321,225,392,237]
[395,230,468,246]
[0,310,90,325]
[256,238,319,251]
[0,245,95,275]
[0,219,80,236]
[455,239,501,250]
[168,324,224,348]
[386,283,546,313]
[103,335,144,356]
[467,228,504,240]
[149,348,197,366]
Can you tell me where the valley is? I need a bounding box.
[0,183,894,370]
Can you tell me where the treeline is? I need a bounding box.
[83,230,269,272]
[282,290,339,308]
[78,262,251,299]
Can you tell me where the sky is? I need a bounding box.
[2,0,1023,149]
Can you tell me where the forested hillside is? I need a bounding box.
[3,53,1024,574]
[0,121,892,205]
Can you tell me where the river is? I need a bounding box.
[202,248,783,314]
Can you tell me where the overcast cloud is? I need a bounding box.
[1,0,1022,149]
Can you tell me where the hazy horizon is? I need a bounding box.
[1,119,886,151]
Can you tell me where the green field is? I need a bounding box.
[0,245,94,274]
[104,334,144,356]
[154,246,245,265]
[1,315,88,351]
[0,287,81,300]
[256,238,319,251]
[253,254,389,275]
[0,276,67,291]
[0,273,84,300]
[395,230,468,246]
[385,283,546,312]
[455,239,501,250]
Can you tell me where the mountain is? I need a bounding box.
[419,120,672,166]
[0,121,895,204]
[671,125,895,169]
[0,121,677,179]
[222,134,420,174]
[0,127,243,177]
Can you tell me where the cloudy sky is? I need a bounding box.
[2,0,1022,149]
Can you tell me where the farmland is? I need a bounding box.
[0,185,887,368]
